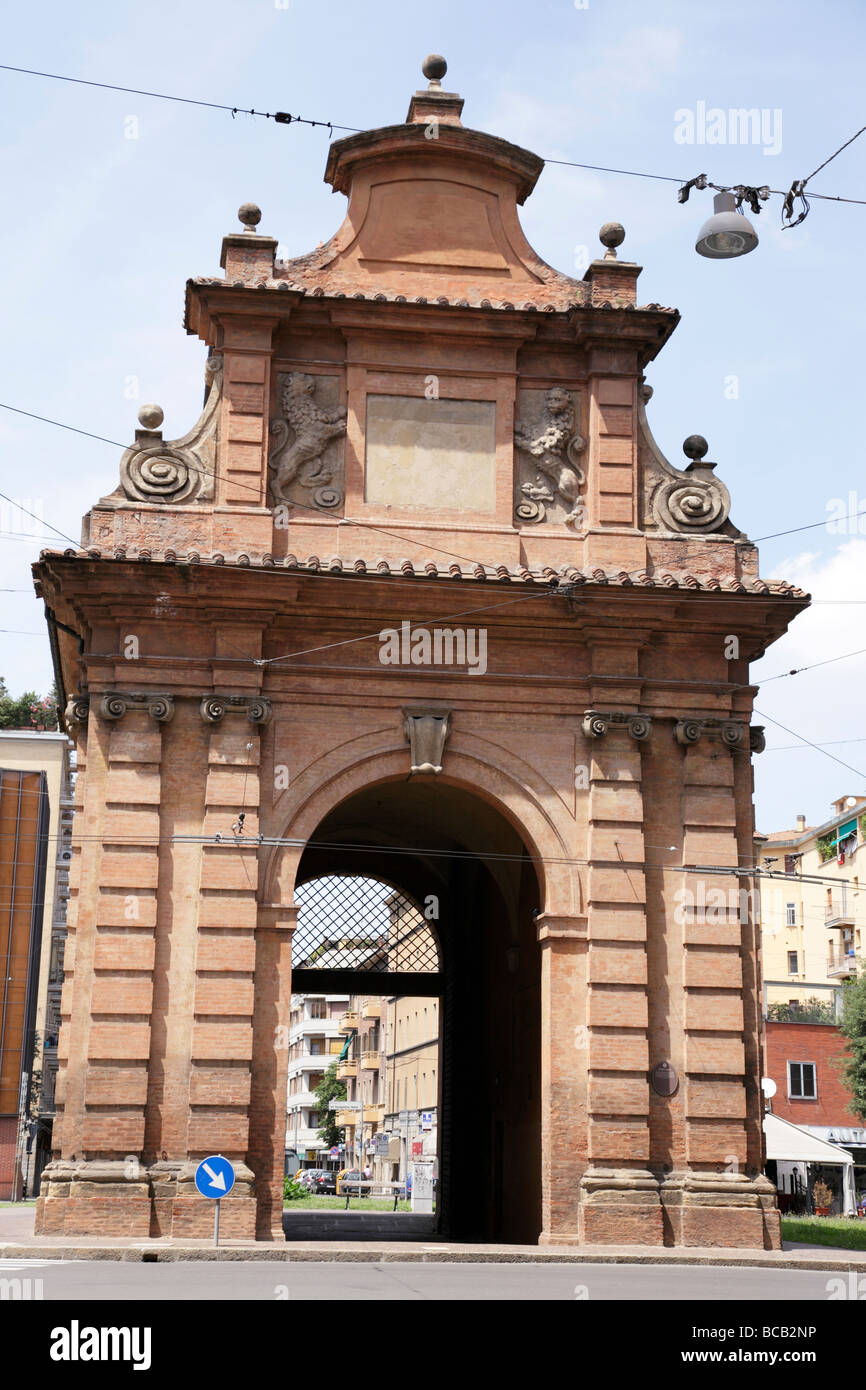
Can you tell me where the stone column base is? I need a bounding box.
[539,1168,782,1249]
[575,1168,664,1246]
[169,1162,257,1240]
[34,1159,259,1241]
[660,1171,782,1250]
[35,1161,151,1238]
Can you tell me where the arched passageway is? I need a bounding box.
[285,779,543,1243]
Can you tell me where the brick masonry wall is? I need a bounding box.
[765,1021,858,1127]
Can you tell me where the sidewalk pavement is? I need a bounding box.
[3,1204,866,1268]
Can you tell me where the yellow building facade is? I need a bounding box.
[757,793,865,1015]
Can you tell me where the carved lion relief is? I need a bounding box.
[268,372,347,512]
[513,386,586,527]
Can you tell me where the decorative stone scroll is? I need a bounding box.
[98,692,175,723]
[652,467,731,534]
[115,354,222,505]
[639,396,735,537]
[268,372,347,511]
[674,717,747,749]
[199,695,272,726]
[514,386,586,528]
[582,709,652,741]
[749,726,766,753]
[64,695,90,731]
[403,709,451,775]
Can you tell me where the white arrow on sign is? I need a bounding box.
[202,1161,227,1192]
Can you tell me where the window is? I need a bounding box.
[785,903,797,926]
[788,1062,817,1099]
[787,951,799,975]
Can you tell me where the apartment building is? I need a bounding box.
[756,792,865,1009]
[0,731,74,1197]
[337,994,439,1180]
[285,993,350,1169]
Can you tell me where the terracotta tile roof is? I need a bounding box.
[187,272,679,318]
[44,546,809,597]
[761,827,816,843]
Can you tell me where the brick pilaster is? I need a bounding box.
[537,914,587,1244]
[170,704,266,1239]
[38,695,170,1236]
[578,714,661,1244]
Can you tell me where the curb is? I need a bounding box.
[1,1242,864,1270]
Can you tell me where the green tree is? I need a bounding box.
[0,679,59,731]
[315,1061,347,1150]
[837,968,866,1124]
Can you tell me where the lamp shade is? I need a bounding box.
[695,192,759,259]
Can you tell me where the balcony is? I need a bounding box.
[361,1000,382,1020]
[825,902,855,929]
[338,1011,359,1034]
[337,1059,358,1080]
[287,1090,319,1109]
[827,948,857,978]
[360,1051,380,1071]
[335,1110,358,1128]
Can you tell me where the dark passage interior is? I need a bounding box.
[293,779,542,1244]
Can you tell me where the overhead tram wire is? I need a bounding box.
[0,400,580,572]
[6,404,866,719]
[5,404,866,686]
[1,64,865,213]
[0,63,361,133]
[5,400,866,566]
[753,707,866,781]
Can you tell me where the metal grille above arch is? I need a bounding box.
[290,874,443,997]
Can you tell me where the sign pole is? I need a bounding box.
[214,1198,220,1248]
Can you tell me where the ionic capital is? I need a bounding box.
[200,695,271,726]
[582,709,652,742]
[64,695,90,731]
[99,691,174,723]
[674,717,747,749]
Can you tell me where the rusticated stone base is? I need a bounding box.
[660,1172,782,1250]
[541,1168,782,1249]
[35,1160,152,1237]
[575,1167,665,1246]
[33,1158,259,1241]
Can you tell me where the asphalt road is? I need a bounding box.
[0,1258,847,1300]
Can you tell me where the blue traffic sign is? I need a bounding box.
[194,1155,235,1199]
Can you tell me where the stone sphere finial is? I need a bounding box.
[238,202,262,232]
[683,434,709,462]
[138,403,164,431]
[422,54,447,86]
[599,222,626,259]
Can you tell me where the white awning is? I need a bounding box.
[764,1112,854,1165]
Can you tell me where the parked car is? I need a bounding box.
[336,1167,365,1195]
[308,1169,337,1194]
[297,1168,337,1194]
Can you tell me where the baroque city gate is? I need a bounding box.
[33,57,805,1246]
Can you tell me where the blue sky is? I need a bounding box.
[1,0,864,831]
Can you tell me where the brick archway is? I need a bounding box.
[254,767,553,1242]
